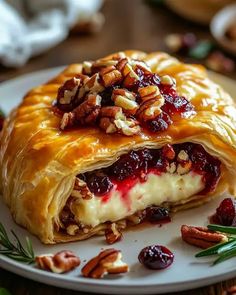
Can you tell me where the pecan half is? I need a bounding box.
[81,249,129,279]
[36,251,81,273]
[105,223,123,244]
[181,225,228,249]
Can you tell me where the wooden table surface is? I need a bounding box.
[0,0,236,294]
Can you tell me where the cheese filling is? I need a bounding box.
[58,143,221,235]
[71,171,204,227]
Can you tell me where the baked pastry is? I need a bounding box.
[1,50,236,244]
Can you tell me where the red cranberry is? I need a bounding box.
[146,112,172,133]
[138,245,174,269]
[87,175,113,196]
[145,206,171,224]
[215,198,236,226]
[109,150,140,180]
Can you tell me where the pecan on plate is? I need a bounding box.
[181,225,228,249]
[81,248,129,279]
[99,106,140,136]
[105,223,123,245]
[36,250,81,273]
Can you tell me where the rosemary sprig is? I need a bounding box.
[0,222,35,264]
[195,224,236,265]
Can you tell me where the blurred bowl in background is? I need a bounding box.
[165,0,235,25]
[210,4,236,56]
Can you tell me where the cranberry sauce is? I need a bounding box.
[138,245,174,270]
[210,197,236,226]
[78,142,221,197]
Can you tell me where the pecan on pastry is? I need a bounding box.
[1,51,236,244]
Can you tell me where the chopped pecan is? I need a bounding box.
[181,225,228,249]
[66,224,80,236]
[177,150,189,162]
[92,59,118,69]
[71,177,93,200]
[99,106,140,136]
[82,61,93,75]
[60,112,76,130]
[112,89,138,115]
[100,66,122,87]
[160,75,176,86]
[136,96,165,121]
[36,250,81,273]
[116,58,128,72]
[122,63,140,88]
[166,162,177,174]
[81,249,129,279]
[78,73,104,99]
[105,223,123,244]
[56,78,81,111]
[176,161,192,175]
[138,85,160,103]
[73,94,102,125]
[131,60,152,75]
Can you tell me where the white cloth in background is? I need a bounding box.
[0,0,103,67]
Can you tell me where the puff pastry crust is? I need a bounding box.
[1,50,236,244]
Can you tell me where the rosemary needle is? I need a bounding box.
[195,224,236,265]
[0,222,35,264]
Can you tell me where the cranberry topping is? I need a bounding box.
[138,245,174,269]
[211,198,236,226]
[55,57,195,134]
[78,142,221,197]
[145,206,171,224]
[86,174,113,196]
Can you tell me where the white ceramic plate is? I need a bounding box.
[0,68,235,294]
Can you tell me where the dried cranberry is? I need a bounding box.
[100,86,116,106]
[87,174,113,196]
[215,198,236,226]
[109,151,140,180]
[146,112,172,133]
[145,206,171,224]
[138,245,174,269]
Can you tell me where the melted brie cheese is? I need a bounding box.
[72,172,204,227]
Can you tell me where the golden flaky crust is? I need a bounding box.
[1,50,236,244]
